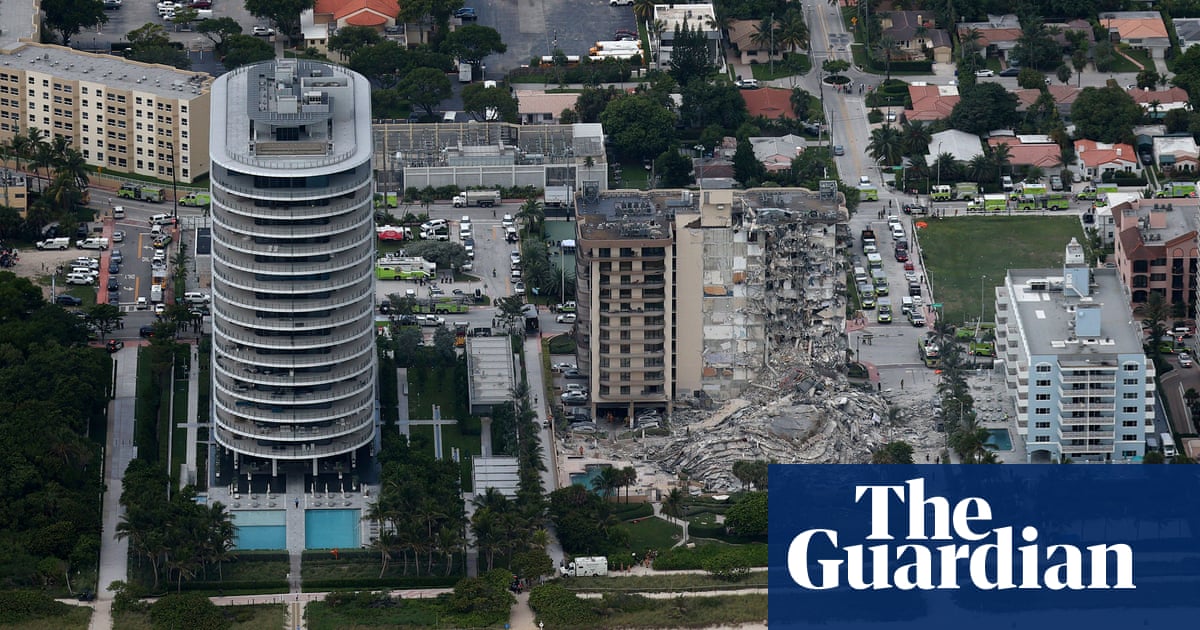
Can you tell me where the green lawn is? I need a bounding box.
[114,604,284,630]
[306,598,443,630]
[623,517,683,553]
[170,376,189,483]
[613,160,649,189]
[407,366,482,491]
[748,53,811,81]
[918,217,1087,324]
[1118,44,1154,71]
[561,571,767,593]
[4,605,91,630]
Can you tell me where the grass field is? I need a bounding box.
[5,605,91,630]
[407,366,481,491]
[114,604,284,630]
[561,571,767,593]
[918,216,1086,324]
[623,517,683,553]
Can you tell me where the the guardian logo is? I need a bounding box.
[787,478,1135,591]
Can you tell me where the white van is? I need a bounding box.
[150,284,164,303]
[36,237,71,250]
[184,291,211,304]
[76,237,109,250]
[853,266,868,284]
[65,272,94,285]
[1162,432,1177,457]
[149,213,171,225]
[900,296,914,315]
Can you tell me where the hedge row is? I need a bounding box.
[176,580,290,592]
[652,543,768,570]
[302,576,460,590]
[612,503,654,521]
[231,552,291,562]
[0,591,73,624]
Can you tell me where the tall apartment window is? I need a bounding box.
[1036,364,1052,373]
[1034,422,1050,429]
[1035,379,1050,386]
[1123,392,1138,399]
[1123,363,1139,371]
[1122,406,1138,413]
[1035,407,1050,415]
[1035,394,1050,401]
[1034,436,1050,442]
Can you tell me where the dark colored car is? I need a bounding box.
[107,278,121,290]
[454,7,477,19]
[1139,151,1153,166]
[109,261,120,274]
[398,314,420,326]
[139,325,155,338]
[563,369,588,380]
[908,282,922,297]
[106,340,124,353]
[55,294,83,306]
[108,293,120,305]
[894,249,909,262]
[998,67,1020,77]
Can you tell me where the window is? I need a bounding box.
[1035,394,1050,401]
[1123,363,1140,371]
[1122,406,1138,413]
[1035,379,1051,387]
[1034,421,1051,429]
[1123,392,1139,399]
[1123,378,1139,385]
[1034,436,1050,442]
[1036,364,1052,373]
[1035,407,1050,415]
[1121,434,1137,442]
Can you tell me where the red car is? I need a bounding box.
[106,339,124,353]
[904,261,915,271]
[894,249,909,262]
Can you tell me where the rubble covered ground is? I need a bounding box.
[598,203,945,492]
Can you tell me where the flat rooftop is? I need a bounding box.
[576,190,687,241]
[1118,199,1200,243]
[466,336,516,408]
[0,43,211,100]
[1007,267,1142,356]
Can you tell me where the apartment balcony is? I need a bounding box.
[214,259,370,295]
[1058,400,1116,412]
[212,168,373,202]
[214,318,372,352]
[214,423,374,460]
[213,207,371,241]
[594,391,670,402]
[214,368,372,405]
[216,336,374,370]
[211,188,370,222]
[1058,429,1115,440]
[214,391,373,424]
[215,300,373,334]
[1060,372,1117,383]
[216,413,374,443]
[212,244,374,278]
[213,224,373,260]
[1060,443,1113,454]
[213,354,373,389]
[219,279,373,315]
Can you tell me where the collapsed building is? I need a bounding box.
[569,185,941,491]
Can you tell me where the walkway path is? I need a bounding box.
[180,343,200,488]
[90,345,142,630]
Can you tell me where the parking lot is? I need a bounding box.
[468,0,638,73]
[87,0,263,53]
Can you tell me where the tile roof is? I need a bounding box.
[1074,139,1138,167]
[1105,15,1169,39]
[515,90,581,115]
[740,87,794,119]
[988,137,1063,168]
[1125,86,1190,105]
[314,0,399,22]
[905,84,959,121]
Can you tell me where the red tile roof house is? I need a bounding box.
[302,0,425,56]
[1074,139,1139,180]
[987,137,1063,169]
[1125,86,1191,119]
[740,88,796,120]
[1012,85,1082,118]
[904,83,959,121]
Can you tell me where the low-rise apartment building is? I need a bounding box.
[995,238,1155,463]
[0,42,211,184]
[1111,198,1199,311]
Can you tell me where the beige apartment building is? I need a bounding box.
[0,43,212,184]
[574,187,846,421]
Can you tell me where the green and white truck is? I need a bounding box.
[179,192,210,207]
[930,185,953,201]
[983,194,1008,212]
[1155,181,1197,198]
[859,184,879,201]
[117,183,165,203]
[954,183,978,201]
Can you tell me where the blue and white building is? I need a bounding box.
[995,238,1155,463]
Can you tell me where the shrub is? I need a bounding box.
[612,503,654,521]
[703,551,752,582]
[149,593,229,630]
[0,591,72,624]
[653,543,768,570]
[867,108,883,123]
[528,583,598,626]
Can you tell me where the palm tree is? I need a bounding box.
[591,465,620,499]
[931,152,960,182]
[776,11,809,53]
[1148,99,1162,120]
[619,466,638,503]
[516,197,544,236]
[58,147,90,190]
[436,525,464,576]
[750,17,779,58]
[988,142,1012,183]
[900,120,931,156]
[632,0,654,22]
[205,502,236,581]
[867,124,904,166]
[877,36,900,81]
[1136,291,1170,356]
[26,128,51,192]
[967,153,993,183]
[661,487,686,519]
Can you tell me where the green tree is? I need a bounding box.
[680,81,747,130]
[870,441,915,464]
[1071,86,1141,144]
[655,146,693,187]
[511,549,554,581]
[668,21,715,87]
[1055,64,1072,85]
[444,25,507,71]
[574,86,619,123]
[196,18,243,54]
[750,16,779,58]
[461,83,518,123]
[402,240,468,272]
[399,67,453,116]
[41,0,107,46]
[1017,67,1047,90]
[867,124,904,166]
[732,137,764,186]
[724,491,767,536]
[348,42,411,88]
[776,9,809,53]
[600,94,677,161]
[85,303,123,340]
[1136,291,1170,357]
[790,88,812,119]
[243,0,315,41]
[220,35,275,70]
[149,592,229,630]
[1136,68,1162,90]
[328,25,383,58]
[821,58,850,76]
[1011,18,1061,70]
[1144,450,1166,464]
[660,487,687,519]
[948,82,1020,135]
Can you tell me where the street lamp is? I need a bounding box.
[694,144,704,189]
[935,141,944,189]
[980,274,989,328]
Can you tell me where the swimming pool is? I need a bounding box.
[985,428,1013,451]
[232,510,286,550]
[569,464,608,494]
[305,509,361,550]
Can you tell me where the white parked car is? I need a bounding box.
[1181,352,1194,368]
[556,313,576,324]
[252,26,275,36]
[502,214,514,228]
[974,69,995,77]
[419,315,445,327]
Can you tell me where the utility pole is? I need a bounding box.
[770,12,775,76]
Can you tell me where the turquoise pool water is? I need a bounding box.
[985,428,1013,451]
[306,509,361,550]
[232,510,286,550]
[570,465,611,496]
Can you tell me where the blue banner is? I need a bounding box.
[769,465,1200,629]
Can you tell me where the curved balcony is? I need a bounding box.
[215,413,374,443]
[213,353,373,388]
[213,423,374,460]
[212,224,374,259]
[218,280,373,315]
[212,168,372,202]
[214,337,374,371]
[212,245,374,278]
[213,319,373,352]
[213,207,371,241]
[214,373,372,406]
[211,187,370,222]
[213,260,369,295]
[214,391,373,424]
[214,300,374,333]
